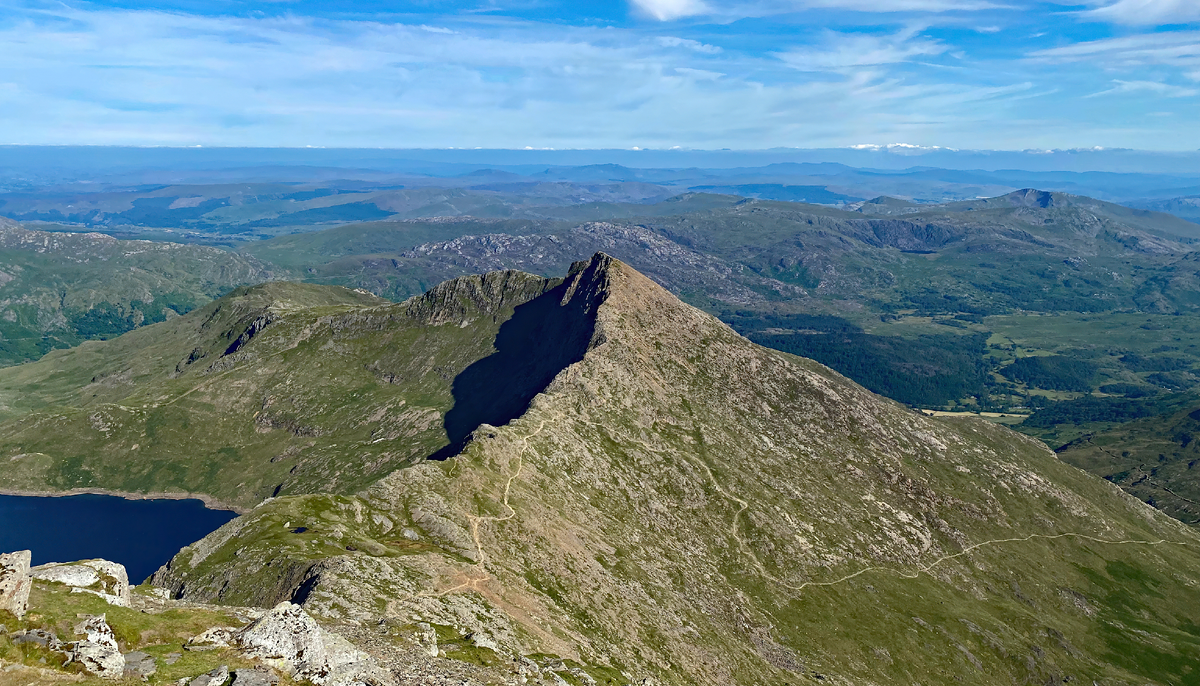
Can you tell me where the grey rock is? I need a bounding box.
[12,629,65,650]
[124,651,157,679]
[230,667,280,686]
[416,622,438,658]
[32,559,131,607]
[164,652,183,665]
[186,626,237,651]
[70,614,125,679]
[0,550,32,619]
[189,665,230,686]
[235,601,394,686]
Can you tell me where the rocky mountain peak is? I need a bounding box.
[153,254,1200,685]
[1007,188,1059,207]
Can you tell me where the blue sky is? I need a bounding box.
[1,0,1198,150]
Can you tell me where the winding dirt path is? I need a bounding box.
[430,414,1199,601]
[426,418,548,597]
[577,416,1200,595]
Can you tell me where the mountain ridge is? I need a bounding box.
[139,255,1200,685]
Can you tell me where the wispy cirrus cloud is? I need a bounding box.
[629,0,1007,22]
[780,0,1005,10]
[0,1,1196,150]
[1029,31,1200,76]
[1085,79,1200,97]
[775,29,946,71]
[656,36,723,53]
[1079,0,1200,26]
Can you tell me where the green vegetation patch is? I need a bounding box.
[1000,355,1097,392]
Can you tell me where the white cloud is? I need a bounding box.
[786,0,1003,10]
[1081,0,1200,26]
[1085,79,1200,98]
[629,0,709,21]
[776,30,946,71]
[657,36,723,53]
[1029,31,1200,76]
[674,66,725,79]
[703,0,1005,17]
[0,4,1190,151]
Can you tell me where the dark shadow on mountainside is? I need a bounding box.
[428,261,605,460]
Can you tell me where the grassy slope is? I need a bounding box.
[0,220,276,366]
[0,582,255,686]
[152,256,1200,686]
[0,274,563,509]
[1055,404,1200,526]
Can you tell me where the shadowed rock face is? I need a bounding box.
[431,256,610,459]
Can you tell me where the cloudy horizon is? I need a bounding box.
[2,0,1198,151]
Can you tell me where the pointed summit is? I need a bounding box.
[148,258,1200,685]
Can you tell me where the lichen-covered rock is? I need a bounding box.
[189,665,230,686]
[71,614,125,679]
[186,626,237,651]
[235,602,393,686]
[12,628,67,651]
[416,623,438,658]
[230,667,280,686]
[123,651,157,680]
[0,550,32,619]
[32,559,131,607]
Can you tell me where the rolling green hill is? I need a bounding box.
[0,218,275,366]
[0,271,592,509]
[6,187,1200,534]
[3,255,1200,684]
[1054,398,1200,527]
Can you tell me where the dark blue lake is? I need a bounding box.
[0,494,238,583]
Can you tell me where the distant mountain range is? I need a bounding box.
[5,153,1200,245]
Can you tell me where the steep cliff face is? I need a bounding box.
[154,255,1200,686]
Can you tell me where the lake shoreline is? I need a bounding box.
[0,487,246,514]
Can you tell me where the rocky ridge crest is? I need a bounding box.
[150,254,1200,685]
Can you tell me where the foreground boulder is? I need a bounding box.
[0,550,32,619]
[31,559,131,607]
[70,614,125,679]
[236,602,393,686]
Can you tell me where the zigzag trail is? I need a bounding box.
[425,418,548,597]
[429,413,1198,599]
[574,417,1199,595]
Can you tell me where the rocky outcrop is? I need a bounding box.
[71,614,125,679]
[189,665,230,686]
[231,667,280,686]
[31,559,131,607]
[235,602,393,686]
[0,550,32,619]
[186,626,237,651]
[123,651,157,680]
